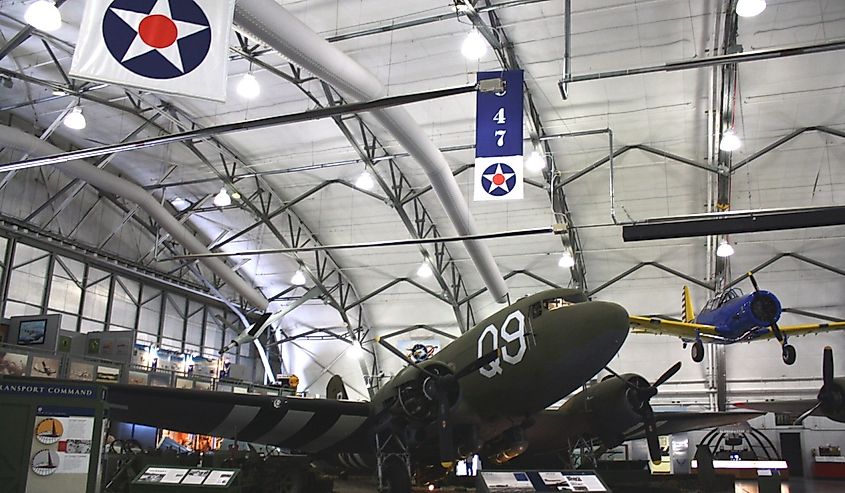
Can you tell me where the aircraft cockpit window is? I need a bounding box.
[716,288,743,306]
[543,298,575,312]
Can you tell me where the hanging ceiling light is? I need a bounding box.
[170,197,189,210]
[355,170,375,190]
[716,239,735,257]
[63,107,86,130]
[558,250,575,269]
[237,72,261,99]
[461,28,487,60]
[736,0,766,17]
[25,1,62,32]
[524,150,546,174]
[291,269,307,286]
[349,340,364,360]
[213,188,232,207]
[719,128,742,152]
[417,261,434,278]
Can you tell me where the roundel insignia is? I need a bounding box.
[103,0,212,80]
[480,162,518,197]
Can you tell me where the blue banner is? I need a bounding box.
[475,70,524,201]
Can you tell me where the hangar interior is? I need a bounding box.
[0,0,843,491]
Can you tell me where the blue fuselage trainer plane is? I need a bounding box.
[630,273,845,365]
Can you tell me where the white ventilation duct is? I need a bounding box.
[0,124,270,311]
[234,0,509,303]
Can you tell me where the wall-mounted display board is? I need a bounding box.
[0,377,107,493]
[476,470,611,493]
[130,466,239,493]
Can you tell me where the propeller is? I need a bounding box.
[376,336,500,465]
[604,362,682,464]
[796,346,839,424]
[748,272,784,343]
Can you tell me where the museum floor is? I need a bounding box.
[331,477,845,492]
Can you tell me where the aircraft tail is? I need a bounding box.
[326,375,349,400]
[682,286,695,323]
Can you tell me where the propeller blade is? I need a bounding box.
[794,401,823,426]
[770,321,784,343]
[604,366,639,392]
[824,346,834,385]
[437,385,455,465]
[653,362,682,388]
[748,272,760,292]
[454,348,501,380]
[375,337,438,378]
[642,404,662,464]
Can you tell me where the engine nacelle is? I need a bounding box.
[556,374,649,448]
[482,427,530,464]
[385,362,459,423]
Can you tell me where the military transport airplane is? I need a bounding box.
[102,288,759,492]
[629,273,845,366]
[737,347,845,424]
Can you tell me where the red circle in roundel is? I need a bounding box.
[139,15,178,49]
[492,173,505,186]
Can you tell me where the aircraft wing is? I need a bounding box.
[734,400,820,417]
[524,408,761,454]
[751,321,845,341]
[107,384,374,454]
[629,316,720,341]
[622,411,763,441]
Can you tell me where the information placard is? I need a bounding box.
[26,406,96,493]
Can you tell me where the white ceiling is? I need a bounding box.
[0,0,843,399]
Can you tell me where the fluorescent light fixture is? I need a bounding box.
[558,250,575,268]
[417,261,434,278]
[237,72,261,99]
[350,340,364,359]
[355,171,375,190]
[719,129,742,152]
[736,0,766,17]
[51,89,67,96]
[461,28,487,60]
[716,239,735,257]
[525,150,546,173]
[213,188,232,207]
[63,107,86,130]
[291,269,307,286]
[25,1,62,32]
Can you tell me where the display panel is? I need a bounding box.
[18,319,47,345]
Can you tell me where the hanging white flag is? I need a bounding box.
[70,0,236,102]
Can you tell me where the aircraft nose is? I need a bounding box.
[750,291,781,324]
[588,300,630,340]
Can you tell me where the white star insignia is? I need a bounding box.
[110,0,208,73]
[482,164,516,193]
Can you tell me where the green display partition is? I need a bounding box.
[0,377,108,493]
[130,466,240,493]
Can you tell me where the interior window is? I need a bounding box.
[543,298,574,312]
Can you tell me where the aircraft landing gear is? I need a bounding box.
[691,340,705,363]
[782,344,796,365]
[375,431,412,493]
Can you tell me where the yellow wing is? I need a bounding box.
[753,321,845,341]
[629,316,720,341]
